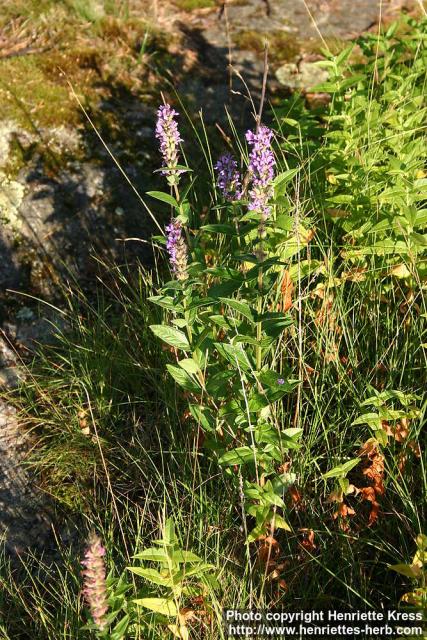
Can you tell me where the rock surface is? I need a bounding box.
[0,399,52,555]
[0,318,65,555]
[158,0,417,121]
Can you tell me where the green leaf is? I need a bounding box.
[388,564,419,579]
[336,44,355,66]
[188,404,215,432]
[127,567,173,587]
[133,598,178,617]
[150,325,190,350]
[361,390,420,407]
[411,232,427,247]
[352,412,382,429]
[178,358,201,375]
[276,214,293,231]
[208,279,243,298]
[201,224,236,235]
[174,563,215,580]
[274,168,299,187]
[147,191,179,208]
[111,614,130,640]
[164,518,177,546]
[172,550,204,563]
[219,298,255,323]
[247,504,271,526]
[342,240,410,258]
[219,446,255,466]
[253,423,280,446]
[215,342,252,372]
[260,313,293,338]
[416,534,427,551]
[172,318,188,328]
[282,427,303,442]
[274,168,299,195]
[248,392,270,412]
[247,524,266,543]
[132,548,170,562]
[166,365,200,392]
[148,295,183,312]
[322,458,360,480]
[261,490,285,509]
[271,513,292,532]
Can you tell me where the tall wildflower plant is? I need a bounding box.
[154,104,190,282]
[149,103,311,545]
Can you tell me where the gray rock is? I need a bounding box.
[275,60,329,91]
[0,366,23,390]
[0,401,51,555]
[0,334,17,368]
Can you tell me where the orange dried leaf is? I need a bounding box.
[281,271,294,312]
[299,528,316,552]
[358,438,379,458]
[289,485,303,507]
[257,536,281,569]
[393,419,409,443]
[408,440,421,457]
[179,608,196,624]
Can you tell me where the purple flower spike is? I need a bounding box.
[81,533,109,631]
[166,218,188,281]
[246,125,276,220]
[155,104,183,179]
[277,378,285,385]
[215,153,242,201]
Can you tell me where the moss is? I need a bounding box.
[0,53,96,130]
[173,0,216,10]
[232,29,301,63]
[0,2,164,132]
[0,0,59,25]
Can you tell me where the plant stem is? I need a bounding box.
[256,266,263,371]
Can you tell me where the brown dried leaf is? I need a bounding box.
[257,536,281,570]
[299,528,316,552]
[280,271,294,313]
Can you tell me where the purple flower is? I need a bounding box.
[215,153,242,201]
[245,125,276,220]
[277,378,285,385]
[155,104,183,178]
[166,218,188,281]
[81,533,109,631]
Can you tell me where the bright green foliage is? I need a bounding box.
[128,518,217,639]
[389,534,427,614]
[321,19,426,269]
[279,17,427,282]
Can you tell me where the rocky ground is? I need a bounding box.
[0,0,422,554]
